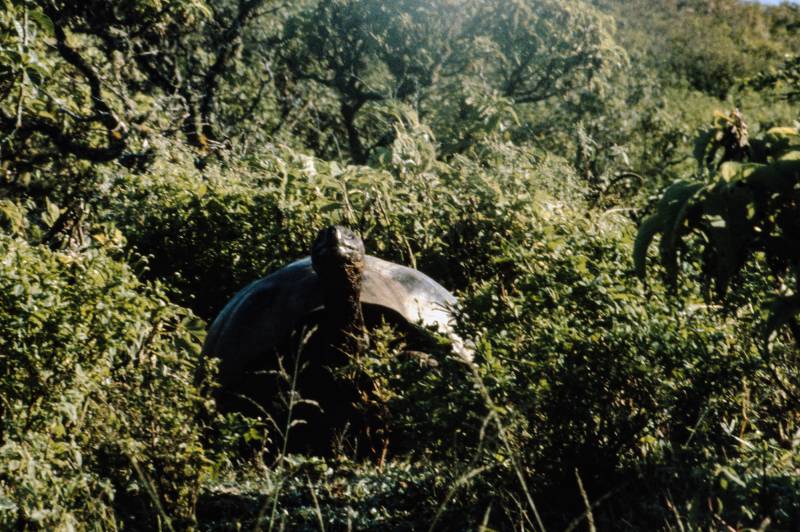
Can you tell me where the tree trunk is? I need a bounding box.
[341,102,367,164]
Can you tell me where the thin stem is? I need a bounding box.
[573,468,596,532]
[307,475,326,532]
[15,4,29,129]
[257,328,314,532]
[464,358,546,532]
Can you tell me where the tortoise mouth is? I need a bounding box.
[311,225,365,275]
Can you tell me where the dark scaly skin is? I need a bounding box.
[298,226,370,455]
[322,270,367,361]
[320,265,366,358]
[311,226,367,360]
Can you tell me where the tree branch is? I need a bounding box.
[199,0,272,140]
[0,13,129,164]
[51,22,124,135]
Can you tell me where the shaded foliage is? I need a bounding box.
[0,234,209,529]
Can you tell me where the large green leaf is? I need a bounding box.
[633,213,662,278]
[698,179,755,294]
[634,180,704,279]
[765,294,800,348]
[744,159,800,192]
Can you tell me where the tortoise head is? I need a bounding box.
[311,225,365,281]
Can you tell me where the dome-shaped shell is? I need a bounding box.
[203,255,470,387]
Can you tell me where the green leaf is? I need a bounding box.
[12,19,24,42]
[42,197,61,228]
[653,181,705,281]
[319,201,342,213]
[633,214,661,278]
[28,9,54,36]
[765,127,799,139]
[718,161,741,182]
[0,199,26,235]
[693,128,716,169]
[634,179,707,285]
[765,294,800,348]
[745,159,800,192]
[190,0,212,18]
[0,496,16,512]
[717,466,747,488]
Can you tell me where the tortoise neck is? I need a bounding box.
[319,262,366,358]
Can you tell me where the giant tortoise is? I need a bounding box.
[203,225,469,456]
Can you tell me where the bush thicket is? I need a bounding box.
[2,0,800,529]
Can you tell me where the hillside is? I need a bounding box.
[1,0,800,529]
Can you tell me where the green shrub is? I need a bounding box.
[356,207,798,528]
[0,233,211,529]
[106,136,586,319]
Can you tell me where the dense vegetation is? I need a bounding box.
[1,0,800,529]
